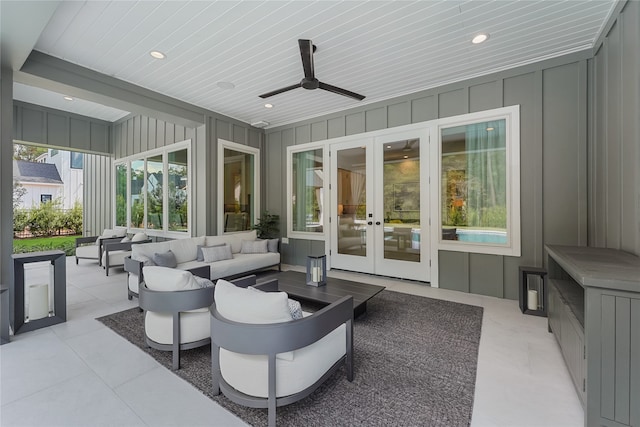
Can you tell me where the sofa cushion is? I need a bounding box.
[153,250,178,268]
[202,244,233,263]
[169,237,204,264]
[143,266,201,292]
[206,230,257,253]
[240,239,268,254]
[132,241,171,260]
[134,254,155,267]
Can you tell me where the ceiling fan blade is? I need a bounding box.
[298,39,314,80]
[259,83,301,99]
[318,82,365,101]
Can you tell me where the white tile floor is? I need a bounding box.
[1,258,583,426]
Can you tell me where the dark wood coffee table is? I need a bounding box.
[259,270,385,318]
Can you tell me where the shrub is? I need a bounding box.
[13,209,29,234]
[66,201,83,234]
[27,200,61,236]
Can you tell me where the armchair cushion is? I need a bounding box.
[144,266,202,292]
[131,232,148,242]
[121,236,132,243]
[153,250,178,268]
[214,279,292,324]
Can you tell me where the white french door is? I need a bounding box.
[330,129,430,282]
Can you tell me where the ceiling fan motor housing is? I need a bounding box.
[301,78,320,90]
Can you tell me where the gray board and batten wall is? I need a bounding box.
[265,1,640,300]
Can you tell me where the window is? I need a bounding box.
[286,144,326,239]
[115,163,127,227]
[217,140,260,234]
[70,152,83,169]
[437,106,520,256]
[40,194,52,203]
[115,140,191,235]
[167,149,188,232]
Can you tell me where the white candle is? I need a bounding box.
[29,284,49,321]
[312,266,321,282]
[527,290,538,311]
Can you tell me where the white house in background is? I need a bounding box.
[35,149,84,209]
[13,160,64,208]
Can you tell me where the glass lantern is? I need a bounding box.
[306,255,327,287]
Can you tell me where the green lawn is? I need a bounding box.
[13,235,79,256]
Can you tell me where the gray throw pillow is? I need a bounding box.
[240,239,268,254]
[201,244,233,263]
[193,276,214,288]
[197,243,225,262]
[153,250,178,268]
[267,238,279,253]
[288,299,303,319]
[134,254,156,267]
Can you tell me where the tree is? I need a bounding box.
[13,181,26,210]
[13,143,47,161]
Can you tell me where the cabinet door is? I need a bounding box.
[560,310,585,405]
[548,282,562,339]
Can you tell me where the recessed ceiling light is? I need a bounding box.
[63,96,73,101]
[264,103,273,109]
[217,81,235,90]
[386,145,391,149]
[403,155,409,159]
[150,50,166,59]
[486,127,494,131]
[472,33,489,44]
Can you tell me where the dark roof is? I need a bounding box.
[13,160,63,185]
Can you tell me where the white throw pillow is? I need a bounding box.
[202,244,233,263]
[143,266,201,291]
[121,236,131,243]
[131,232,148,242]
[215,279,292,324]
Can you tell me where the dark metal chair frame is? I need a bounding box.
[75,235,122,266]
[138,276,214,370]
[210,275,354,427]
[102,239,152,276]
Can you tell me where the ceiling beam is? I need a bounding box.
[0,1,60,70]
[18,51,207,127]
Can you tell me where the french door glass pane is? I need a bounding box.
[336,147,366,256]
[168,149,188,232]
[146,155,163,230]
[383,139,421,262]
[223,148,254,232]
[441,119,507,244]
[292,149,323,232]
[130,160,144,228]
[115,163,127,227]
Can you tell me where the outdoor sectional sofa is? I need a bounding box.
[124,230,280,300]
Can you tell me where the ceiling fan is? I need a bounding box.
[259,39,366,101]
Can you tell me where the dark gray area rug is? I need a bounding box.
[97,290,483,427]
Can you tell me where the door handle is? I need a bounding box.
[367,221,373,225]
[375,221,381,225]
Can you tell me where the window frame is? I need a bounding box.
[432,105,521,257]
[113,139,191,238]
[216,139,260,235]
[286,141,329,241]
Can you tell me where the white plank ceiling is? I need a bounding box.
[20,0,616,128]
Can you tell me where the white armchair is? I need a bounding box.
[101,232,150,276]
[138,266,214,370]
[211,277,354,427]
[75,228,127,265]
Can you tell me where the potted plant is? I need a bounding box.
[253,211,280,239]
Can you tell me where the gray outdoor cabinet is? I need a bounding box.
[546,245,640,427]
